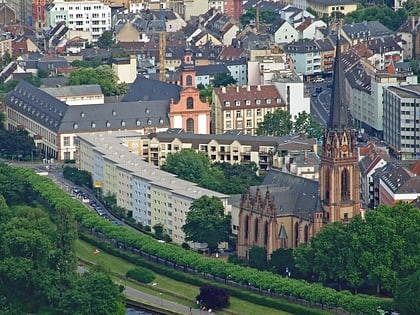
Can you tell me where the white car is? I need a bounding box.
[314,77,325,83]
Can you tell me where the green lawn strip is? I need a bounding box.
[76,239,293,315]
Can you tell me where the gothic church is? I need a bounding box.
[237,33,361,259]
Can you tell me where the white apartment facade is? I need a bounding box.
[77,132,230,244]
[45,0,111,42]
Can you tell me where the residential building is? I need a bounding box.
[136,128,316,172]
[184,0,209,21]
[45,0,111,42]
[267,18,299,45]
[247,46,287,86]
[223,59,248,86]
[358,143,389,208]
[378,165,420,205]
[8,0,32,25]
[32,0,49,29]
[383,85,420,160]
[341,21,393,46]
[5,80,171,161]
[169,49,211,134]
[273,70,310,119]
[212,85,286,135]
[296,17,327,40]
[0,32,12,58]
[112,55,137,84]
[306,0,357,17]
[223,0,242,21]
[0,3,17,25]
[77,131,230,244]
[40,84,104,105]
[195,64,230,87]
[283,40,321,77]
[395,16,420,61]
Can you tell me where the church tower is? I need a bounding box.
[319,32,361,223]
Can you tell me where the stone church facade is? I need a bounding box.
[237,32,362,258]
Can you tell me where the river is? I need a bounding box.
[126,307,153,315]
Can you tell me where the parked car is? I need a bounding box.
[315,87,322,93]
[312,92,319,97]
[314,77,324,83]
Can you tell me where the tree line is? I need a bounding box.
[0,164,124,314]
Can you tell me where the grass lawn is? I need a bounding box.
[75,239,293,315]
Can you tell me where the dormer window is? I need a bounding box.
[245,99,250,105]
[256,99,261,105]
[235,100,240,106]
[224,101,230,107]
[106,121,111,127]
[266,98,271,104]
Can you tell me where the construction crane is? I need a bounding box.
[159,4,166,82]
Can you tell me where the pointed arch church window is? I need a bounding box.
[186,97,194,109]
[341,169,350,201]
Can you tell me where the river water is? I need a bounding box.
[126,307,153,315]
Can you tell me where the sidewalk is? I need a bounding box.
[124,285,213,315]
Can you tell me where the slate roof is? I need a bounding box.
[41,77,68,88]
[5,80,171,134]
[267,17,287,35]
[308,0,356,5]
[37,58,69,71]
[5,80,68,133]
[283,40,320,53]
[123,76,182,102]
[342,21,392,39]
[195,64,229,76]
[41,85,103,98]
[59,100,170,133]
[380,166,420,194]
[258,169,322,219]
[366,36,402,54]
[148,128,313,152]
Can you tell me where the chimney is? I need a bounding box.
[257,85,261,91]
[236,86,239,93]
[222,86,226,93]
[247,85,251,92]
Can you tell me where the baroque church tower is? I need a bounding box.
[319,32,361,222]
[169,49,210,134]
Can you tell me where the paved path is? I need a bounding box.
[124,285,214,315]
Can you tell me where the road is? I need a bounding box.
[307,80,332,126]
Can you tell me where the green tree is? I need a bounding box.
[345,5,407,31]
[182,196,231,253]
[268,248,297,276]
[240,8,278,26]
[23,74,43,87]
[161,148,211,183]
[96,30,115,49]
[197,83,213,103]
[67,65,127,96]
[394,270,420,315]
[248,246,267,270]
[212,73,237,87]
[294,111,324,139]
[153,223,164,238]
[196,286,230,310]
[58,267,125,315]
[403,0,420,16]
[256,109,293,136]
[215,162,262,194]
[37,68,49,78]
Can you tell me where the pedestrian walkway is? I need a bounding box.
[124,286,208,315]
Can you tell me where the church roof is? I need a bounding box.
[329,31,348,130]
[258,169,322,220]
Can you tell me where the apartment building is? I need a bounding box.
[383,85,420,160]
[306,0,357,17]
[151,129,316,170]
[77,131,229,244]
[45,0,111,42]
[212,85,286,135]
[283,40,322,77]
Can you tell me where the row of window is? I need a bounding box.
[226,109,266,118]
[224,98,280,107]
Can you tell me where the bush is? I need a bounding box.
[196,286,229,310]
[126,267,155,284]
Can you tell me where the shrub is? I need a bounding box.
[126,267,155,284]
[196,286,229,310]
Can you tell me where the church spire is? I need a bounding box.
[328,30,348,130]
